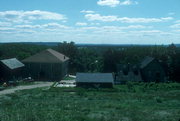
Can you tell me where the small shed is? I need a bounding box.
[22,48,69,81]
[140,56,166,82]
[76,73,114,88]
[0,58,24,82]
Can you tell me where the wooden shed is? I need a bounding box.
[22,49,69,81]
[140,56,166,82]
[0,58,24,82]
[76,73,114,88]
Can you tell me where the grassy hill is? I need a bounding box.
[0,82,180,121]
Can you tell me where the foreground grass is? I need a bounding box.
[0,82,180,121]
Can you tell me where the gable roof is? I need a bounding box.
[0,58,24,70]
[140,56,155,69]
[22,49,69,63]
[76,73,114,83]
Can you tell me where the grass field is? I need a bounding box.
[0,82,180,121]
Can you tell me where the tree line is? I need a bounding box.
[0,42,179,82]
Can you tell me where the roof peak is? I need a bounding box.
[140,56,155,68]
[23,48,69,63]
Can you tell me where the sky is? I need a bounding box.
[0,0,180,44]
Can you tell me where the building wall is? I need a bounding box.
[0,64,23,82]
[76,82,113,88]
[141,60,166,82]
[61,60,69,77]
[24,62,68,81]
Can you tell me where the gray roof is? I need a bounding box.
[140,56,154,69]
[0,58,24,70]
[76,73,114,83]
[22,49,69,63]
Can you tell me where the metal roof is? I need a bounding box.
[0,58,24,70]
[140,56,154,69]
[22,48,69,63]
[76,73,114,83]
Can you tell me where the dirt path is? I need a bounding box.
[0,82,53,96]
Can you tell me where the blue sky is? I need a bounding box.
[0,0,180,44]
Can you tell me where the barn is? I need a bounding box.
[22,48,69,81]
[140,56,166,82]
[0,58,24,82]
[76,73,114,88]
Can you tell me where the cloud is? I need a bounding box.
[80,10,95,14]
[90,23,100,25]
[172,30,180,33]
[0,21,12,27]
[97,0,120,7]
[0,10,66,23]
[72,25,152,36]
[11,23,70,34]
[75,22,88,26]
[121,25,152,29]
[42,23,69,29]
[15,24,41,29]
[175,20,180,23]
[170,23,180,28]
[97,0,138,7]
[85,13,173,23]
[85,14,119,22]
[119,0,138,5]
[129,30,162,34]
[0,27,15,31]
[1,23,179,44]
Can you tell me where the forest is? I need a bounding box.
[0,42,179,82]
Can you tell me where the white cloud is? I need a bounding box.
[97,0,138,7]
[170,23,180,28]
[120,0,138,5]
[90,23,100,25]
[130,30,162,34]
[175,20,180,23]
[0,21,12,27]
[97,0,120,7]
[122,25,152,29]
[42,23,69,29]
[0,27,15,31]
[15,24,41,29]
[85,13,173,23]
[172,30,180,33]
[80,10,95,14]
[75,22,88,26]
[10,23,70,34]
[0,10,66,23]
[73,25,152,35]
[85,14,119,22]
[1,23,179,44]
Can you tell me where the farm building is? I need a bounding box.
[115,64,142,84]
[0,58,24,82]
[115,56,166,83]
[140,56,166,82]
[76,73,114,88]
[22,48,69,81]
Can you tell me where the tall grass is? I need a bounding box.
[0,82,180,121]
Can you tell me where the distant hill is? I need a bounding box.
[21,42,60,46]
[0,42,180,47]
[0,42,60,46]
[175,44,180,47]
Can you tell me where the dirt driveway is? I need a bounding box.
[0,82,53,96]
